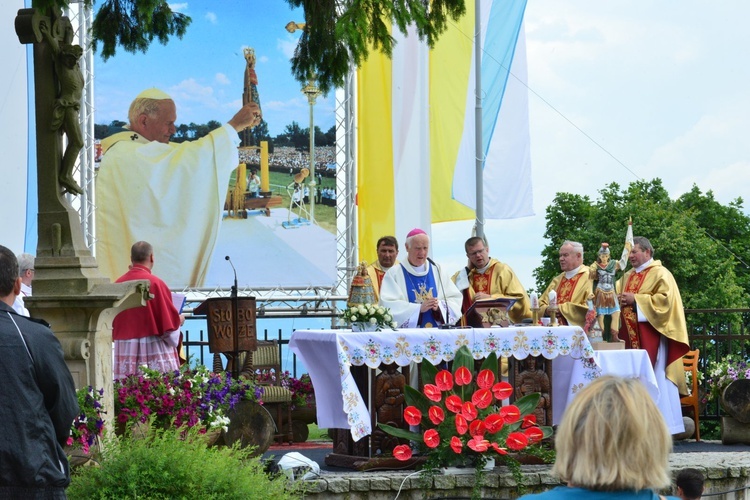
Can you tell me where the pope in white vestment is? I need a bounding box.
[95,88,261,287]
[379,229,462,328]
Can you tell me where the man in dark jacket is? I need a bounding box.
[0,245,79,498]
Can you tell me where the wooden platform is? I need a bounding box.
[244,195,282,216]
[224,193,282,217]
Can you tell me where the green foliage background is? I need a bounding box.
[533,178,750,310]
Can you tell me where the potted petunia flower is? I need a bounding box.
[378,345,554,478]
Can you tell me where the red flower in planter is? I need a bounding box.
[393,444,413,460]
[467,436,490,452]
[378,346,553,468]
[461,401,478,421]
[424,428,440,448]
[404,406,422,426]
[484,413,504,433]
[525,426,544,444]
[455,414,469,435]
[469,419,486,438]
[491,442,508,455]
[428,405,445,425]
[521,414,537,429]
[499,404,521,424]
[492,381,513,400]
[471,388,493,409]
[454,366,472,386]
[435,370,453,391]
[476,369,495,389]
[506,431,529,451]
[445,394,463,413]
[423,384,442,402]
[450,436,463,454]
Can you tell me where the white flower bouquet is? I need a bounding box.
[341,303,397,331]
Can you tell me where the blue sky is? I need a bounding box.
[94,0,335,137]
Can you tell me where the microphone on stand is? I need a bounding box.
[427,257,453,328]
[225,255,238,298]
[225,255,239,379]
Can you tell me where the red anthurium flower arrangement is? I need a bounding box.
[378,345,553,472]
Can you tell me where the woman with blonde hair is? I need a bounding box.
[521,375,679,500]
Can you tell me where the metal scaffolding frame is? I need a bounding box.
[65,1,96,249]
[69,3,359,313]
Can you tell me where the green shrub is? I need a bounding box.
[68,425,302,499]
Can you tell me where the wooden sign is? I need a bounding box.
[194,297,257,353]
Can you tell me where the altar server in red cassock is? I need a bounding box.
[113,241,182,380]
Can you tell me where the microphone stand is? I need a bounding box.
[226,256,240,380]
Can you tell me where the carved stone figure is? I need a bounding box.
[40,16,84,195]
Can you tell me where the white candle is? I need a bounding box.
[548,290,557,308]
[530,292,539,310]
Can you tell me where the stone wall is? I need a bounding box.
[298,455,750,500]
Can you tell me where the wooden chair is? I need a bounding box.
[680,349,701,441]
[244,340,294,444]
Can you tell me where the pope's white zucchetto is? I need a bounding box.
[135,88,172,100]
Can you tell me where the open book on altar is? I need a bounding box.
[463,297,517,328]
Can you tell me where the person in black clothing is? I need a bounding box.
[0,245,79,498]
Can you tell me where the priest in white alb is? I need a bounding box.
[96,88,261,287]
[379,228,462,328]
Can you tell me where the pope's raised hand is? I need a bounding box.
[229,102,262,132]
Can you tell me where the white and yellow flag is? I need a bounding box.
[357,0,533,263]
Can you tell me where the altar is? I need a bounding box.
[289,325,600,443]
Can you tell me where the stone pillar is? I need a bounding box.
[15,8,146,428]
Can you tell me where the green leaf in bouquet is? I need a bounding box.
[377,423,423,442]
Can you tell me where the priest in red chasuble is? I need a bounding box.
[539,240,594,327]
[451,236,531,325]
[366,236,399,303]
[617,236,689,395]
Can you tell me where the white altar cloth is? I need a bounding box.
[552,348,684,434]
[289,325,598,441]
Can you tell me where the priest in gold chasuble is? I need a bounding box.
[539,240,593,328]
[366,236,399,303]
[451,237,530,325]
[617,236,689,396]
